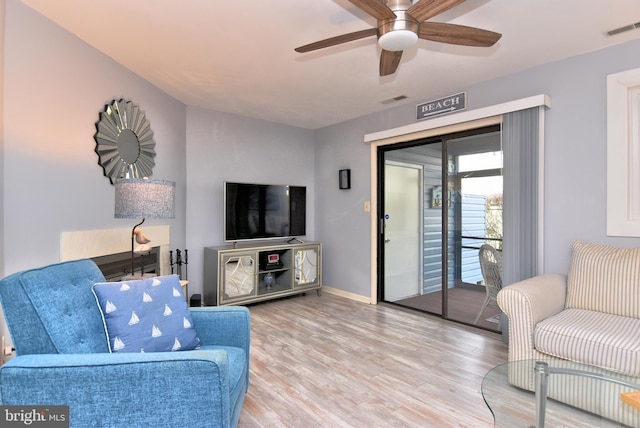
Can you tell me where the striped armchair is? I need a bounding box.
[497,241,640,426]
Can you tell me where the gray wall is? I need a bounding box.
[1,2,316,301]
[316,37,640,299]
[185,106,316,296]
[2,1,187,278]
[314,117,375,296]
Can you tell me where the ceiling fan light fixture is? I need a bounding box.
[378,29,418,51]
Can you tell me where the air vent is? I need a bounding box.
[381,95,408,105]
[604,21,640,37]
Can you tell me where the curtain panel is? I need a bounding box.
[502,107,540,286]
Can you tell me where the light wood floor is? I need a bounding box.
[238,292,508,427]
[394,286,502,332]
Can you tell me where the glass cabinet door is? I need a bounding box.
[223,255,255,299]
[294,248,318,286]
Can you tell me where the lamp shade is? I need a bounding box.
[114,179,175,219]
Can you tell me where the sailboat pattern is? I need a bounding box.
[163,304,173,316]
[128,311,140,325]
[92,275,200,353]
[113,337,125,351]
[151,325,162,337]
[105,301,117,314]
[172,338,182,351]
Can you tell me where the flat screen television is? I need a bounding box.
[224,181,306,242]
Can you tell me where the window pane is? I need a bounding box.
[458,151,503,172]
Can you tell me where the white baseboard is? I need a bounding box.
[321,286,372,304]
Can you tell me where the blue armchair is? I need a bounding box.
[0,259,250,427]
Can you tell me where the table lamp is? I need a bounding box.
[114,178,175,278]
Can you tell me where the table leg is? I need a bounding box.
[534,361,550,428]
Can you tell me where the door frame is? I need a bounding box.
[367,95,549,304]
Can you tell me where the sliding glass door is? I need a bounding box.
[379,126,504,332]
[445,131,503,330]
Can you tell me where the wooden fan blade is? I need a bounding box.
[348,0,397,20]
[407,0,466,23]
[418,22,501,47]
[295,28,377,53]
[379,50,403,76]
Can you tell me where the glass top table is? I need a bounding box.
[482,360,640,428]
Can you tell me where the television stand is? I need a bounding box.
[203,241,321,306]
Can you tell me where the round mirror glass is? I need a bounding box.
[117,129,141,164]
[94,99,156,184]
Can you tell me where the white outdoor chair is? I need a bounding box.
[474,244,503,326]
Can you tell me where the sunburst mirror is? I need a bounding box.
[94,99,156,184]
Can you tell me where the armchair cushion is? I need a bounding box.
[93,275,200,353]
[534,308,640,376]
[567,241,640,318]
[0,347,247,427]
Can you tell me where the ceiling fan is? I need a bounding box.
[295,0,501,76]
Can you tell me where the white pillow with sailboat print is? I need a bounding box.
[92,275,200,353]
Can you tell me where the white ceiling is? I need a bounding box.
[20,0,640,130]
